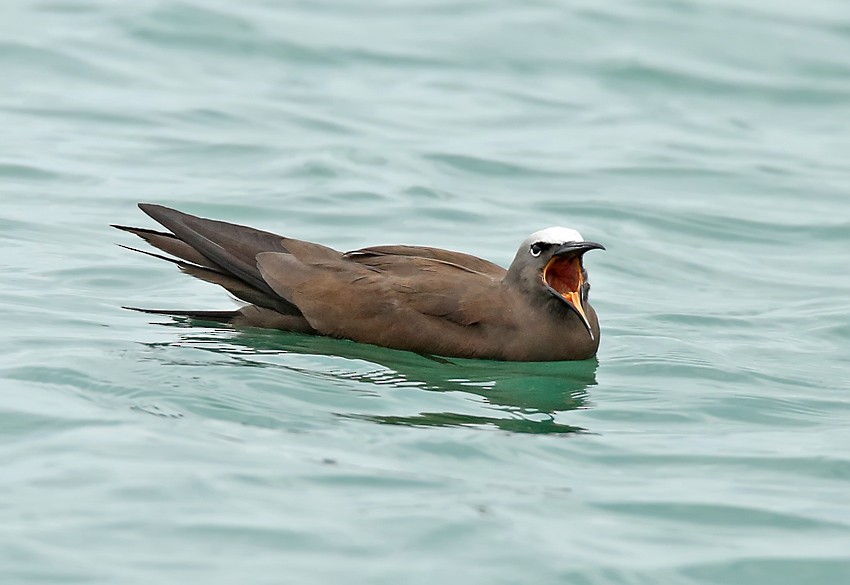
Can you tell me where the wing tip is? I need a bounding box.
[137,202,178,222]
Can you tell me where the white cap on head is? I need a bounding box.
[522,227,584,249]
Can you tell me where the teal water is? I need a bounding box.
[2,0,850,583]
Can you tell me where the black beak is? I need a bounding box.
[552,241,606,257]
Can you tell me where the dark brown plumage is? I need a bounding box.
[114,204,604,361]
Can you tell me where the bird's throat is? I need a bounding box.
[543,255,583,298]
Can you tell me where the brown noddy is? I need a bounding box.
[114,204,604,361]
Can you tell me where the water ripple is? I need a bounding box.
[3,0,850,583]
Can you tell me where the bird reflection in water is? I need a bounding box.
[150,320,598,435]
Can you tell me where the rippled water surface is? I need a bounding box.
[2,1,850,583]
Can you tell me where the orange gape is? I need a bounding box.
[543,256,589,325]
[544,255,582,292]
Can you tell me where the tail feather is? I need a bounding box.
[123,305,316,333]
[115,204,316,331]
[137,203,288,298]
[123,306,240,323]
[118,244,299,315]
[117,244,223,274]
[114,211,305,317]
[112,224,215,268]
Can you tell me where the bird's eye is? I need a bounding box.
[529,243,543,257]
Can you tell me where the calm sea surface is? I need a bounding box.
[2,1,850,583]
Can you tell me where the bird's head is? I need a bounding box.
[507,227,605,339]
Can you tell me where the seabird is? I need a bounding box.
[114,204,605,361]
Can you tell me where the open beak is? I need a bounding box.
[543,241,605,339]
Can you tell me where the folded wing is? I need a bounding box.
[257,250,507,358]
